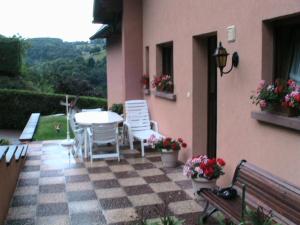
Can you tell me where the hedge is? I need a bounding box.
[0,38,22,76]
[0,89,107,129]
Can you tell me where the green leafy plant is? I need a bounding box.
[109,103,123,115]
[0,139,10,145]
[240,206,281,225]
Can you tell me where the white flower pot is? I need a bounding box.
[192,178,216,202]
[161,149,178,168]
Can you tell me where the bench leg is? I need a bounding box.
[201,203,218,224]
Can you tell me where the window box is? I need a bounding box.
[143,89,150,95]
[154,91,176,101]
[251,111,300,131]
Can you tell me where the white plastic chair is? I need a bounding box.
[87,123,120,162]
[124,100,163,157]
[81,108,102,112]
[69,109,84,158]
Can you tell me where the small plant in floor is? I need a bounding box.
[135,201,184,225]
[0,138,10,145]
[214,206,282,225]
[240,206,281,225]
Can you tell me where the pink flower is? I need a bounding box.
[259,100,267,109]
[259,80,266,88]
[147,134,158,145]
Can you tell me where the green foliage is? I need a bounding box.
[33,115,74,141]
[135,202,184,225]
[23,38,107,97]
[0,37,22,76]
[0,89,107,129]
[240,207,281,225]
[0,139,10,145]
[109,103,123,115]
[214,207,281,225]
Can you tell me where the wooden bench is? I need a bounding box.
[199,160,300,225]
[19,113,40,142]
[0,144,28,225]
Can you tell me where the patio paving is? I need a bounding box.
[5,142,218,225]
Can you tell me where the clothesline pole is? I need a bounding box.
[66,95,70,140]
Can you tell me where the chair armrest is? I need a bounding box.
[150,120,158,132]
[123,121,132,134]
[74,128,83,134]
[87,127,93,137]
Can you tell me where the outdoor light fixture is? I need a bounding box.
[214,42,239,77]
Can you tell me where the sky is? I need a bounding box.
[0,0,101,42]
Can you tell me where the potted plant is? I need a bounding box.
[250,79,300,117]
[183,155,225,200]
[148,135,187,168]
[141,74,150,90]
[152,74,174,93]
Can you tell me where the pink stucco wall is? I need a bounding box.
[141,0,300,187]
[106,0,143,106]
[107,35,124,107]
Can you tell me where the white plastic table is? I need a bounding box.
[74,111,123,158]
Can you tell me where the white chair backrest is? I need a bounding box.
[125,100,151,132]
[82,108,102,112]
[91,123,117,144]
[69,109,77,133]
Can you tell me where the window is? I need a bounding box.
[162,45,173,76]
[274,23,300,84]
[157,42,173,76]
[145,46,149,75]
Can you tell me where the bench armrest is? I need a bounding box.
[150,120,158,132]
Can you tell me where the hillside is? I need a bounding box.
[0,36,107,98]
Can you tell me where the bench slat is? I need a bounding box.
[21,145,28,158]
[19,113,40,142]
[5,145,17,164]
[201,190,242,224]
[14,146,23,161]
[0,145,8,160]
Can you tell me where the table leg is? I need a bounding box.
[84,127,88,158]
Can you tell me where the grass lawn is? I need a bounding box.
[34,115,74,141]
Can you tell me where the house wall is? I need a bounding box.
[122,0,143,100]
[142,0,300,186]
[107,35,124,107]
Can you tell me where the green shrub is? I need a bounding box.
[0,89,107,129]
[109,103,123,115]
[0,38,22,76]
[0,139,10,145]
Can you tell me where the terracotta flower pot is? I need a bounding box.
[161,149,178,168]
[192,177,216,202]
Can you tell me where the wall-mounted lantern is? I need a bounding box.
[213,42,239,77]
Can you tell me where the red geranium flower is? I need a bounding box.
[207,158,216,167]
[172,143,179,150]
[204,167,214,177]
[217,158,226,166]
[181,142,187,148]
[295,94,300,103]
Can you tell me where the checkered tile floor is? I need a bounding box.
[5,142,218,225]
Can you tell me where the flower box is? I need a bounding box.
[251,79,300,117]
[154,91,176,101]
[262,103,299,117]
